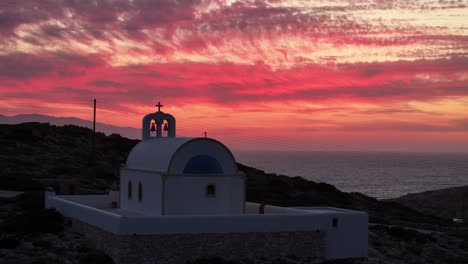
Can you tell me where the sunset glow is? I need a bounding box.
[1,0,467,151]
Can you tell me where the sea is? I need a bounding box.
[234,151,468,200]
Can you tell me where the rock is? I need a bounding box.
[387,186,468,220]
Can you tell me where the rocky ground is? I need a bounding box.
[0,123,467,263]
[0,230,91,264]
[387,186,468,220]
[0,194,113,264]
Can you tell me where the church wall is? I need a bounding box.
[226,176,245,213]
[120,169,162,216]
[117,210,331,235]
[47,193,367,260]
[287,206,369,259]
[244,203,315,214]
[164,175,243,215]
[72,219,325,264]
[325,210,368,259]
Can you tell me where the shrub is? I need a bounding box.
[79,250,114,264]
[0,175,43,191]
[0,208,64,235]
[30,260,47,264]
[187,257,241,264]
[15,191,45,211]
[33,240,53,248]
[0,237,20,249]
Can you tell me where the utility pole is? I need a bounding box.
[93,99,96,133]
[91,99,96,165]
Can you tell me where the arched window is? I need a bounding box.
[183,155,223,174]
[128,181,132,200]
[162,120,169,136]
[150,119,157,137]
[138,182,143,202]
[206,184,216,198]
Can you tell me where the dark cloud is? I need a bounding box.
[87,80,125,88]
[0,0,65,35]
[0,52,105,79]
[357,108,432,115]
[340,56,468,77]
[340,119,468,132]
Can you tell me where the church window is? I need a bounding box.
[138,182,143,202]
[128,181,132,200]
[332,218,339,228]
[183,155,223,174]
[206,184,216,197]
[150,119,157,137]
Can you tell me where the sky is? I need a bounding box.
[1,0,467,152]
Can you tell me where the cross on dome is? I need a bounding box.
[156,102,163,112]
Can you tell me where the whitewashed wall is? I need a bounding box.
[120,169,163,216]
[294,207,368,259]
[118,213,329,235]
[45,195,368,260]
[164,175,244,215]
[245,202,310,214]
[325,211,368,259]
[56,195,113,208]
[46,195,121,233]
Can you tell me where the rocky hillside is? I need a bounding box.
[0,122,447,226]
[0,122,139,193]
[0,122,467,263]
[387,186,468,220]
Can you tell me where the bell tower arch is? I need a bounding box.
[142,102,176,140]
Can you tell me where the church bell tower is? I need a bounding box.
[142,102,176,140]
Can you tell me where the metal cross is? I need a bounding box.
[156,102,163,111]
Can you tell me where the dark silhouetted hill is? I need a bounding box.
[0,122,449,227]
[0,122,139,193]
[387,186,468,220]
[0,114,140,139]
[1,122,467,263]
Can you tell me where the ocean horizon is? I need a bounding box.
[234,150,468,199]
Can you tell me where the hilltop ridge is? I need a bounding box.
[0,122,444,225]
[0,122,467,263]
[0,114,141,139]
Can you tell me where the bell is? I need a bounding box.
[163,123,168,132]
[150,123,156,132]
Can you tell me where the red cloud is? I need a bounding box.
[1,51,467,112]
[1,0,467,152]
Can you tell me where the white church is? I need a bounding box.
[45,103,368,264]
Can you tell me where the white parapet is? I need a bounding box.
[44,187,56,209]
[45,197,368,260]
[109,190,120,208]
[46,195,121,233]
[294,207,368,259]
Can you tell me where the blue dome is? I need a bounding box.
[183,155,224,174]
[125,138,237,175]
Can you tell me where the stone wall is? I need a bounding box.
[72,220,325,264]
